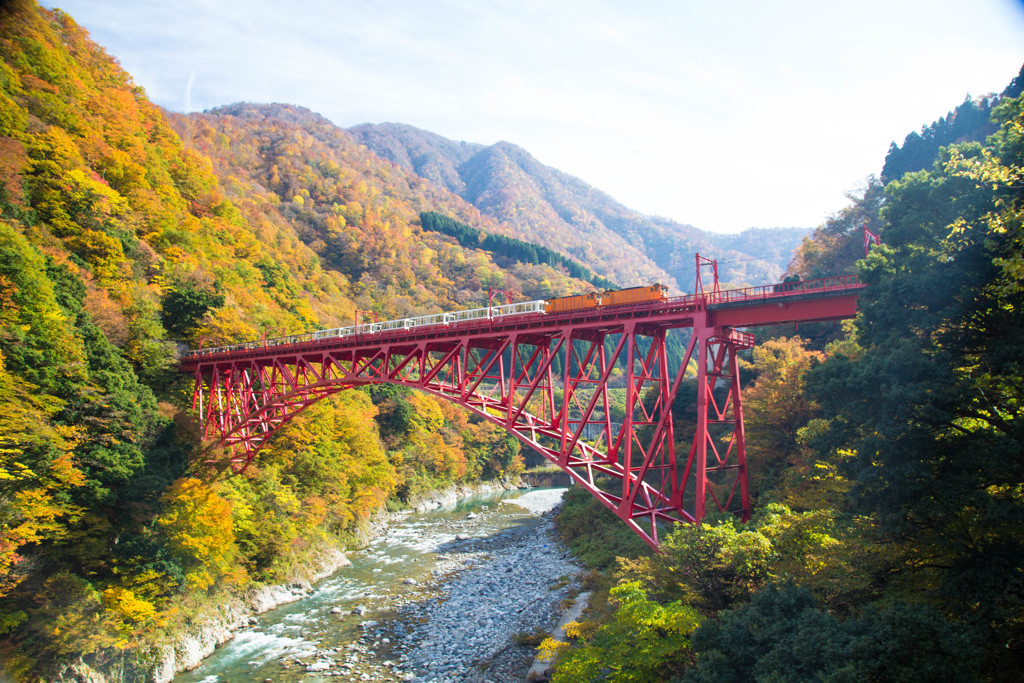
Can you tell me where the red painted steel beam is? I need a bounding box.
[708,291,861,328]
[179,279,864,373]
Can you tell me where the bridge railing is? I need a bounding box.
[705,273,862,305]
[185,300,550,359]
[182,276,862,360]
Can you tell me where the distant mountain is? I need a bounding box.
[171,103,599,315]
[347,122,484,196]
[349,122,810,291]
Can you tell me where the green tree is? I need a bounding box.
[0,221,85,393]
[742,337,824,505]
[547,581,700,683]
[58,313,158,507]
[684,584,982,683]
[804,95,1024,674]
[554,484,651,570]
[159,282,224,340]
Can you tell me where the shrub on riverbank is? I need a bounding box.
[554,485,651,571]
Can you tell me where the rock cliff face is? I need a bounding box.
[407,480,516,513]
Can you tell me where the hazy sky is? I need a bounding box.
[46,0,1024,234]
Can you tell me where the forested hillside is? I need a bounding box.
[418,211,615,289]
[546,67,1024,681]
[881,63,1024,184]
[0,3,589,678]
[169,103,598,318]
[350,122,809,290]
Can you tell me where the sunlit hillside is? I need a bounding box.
[351,122,810,289]
[0,3,591,678]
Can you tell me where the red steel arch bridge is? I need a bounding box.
[181,261,864,550]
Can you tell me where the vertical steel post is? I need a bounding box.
[728,337,751,520]
[621,324,636,509]
[694,326,710,522]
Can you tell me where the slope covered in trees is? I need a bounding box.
[350,122,809,290]
[0,2,593,678]
[419,211,615,289]
[171,103,598,314]
[547,67,1024,681]
[881,62,1024,184]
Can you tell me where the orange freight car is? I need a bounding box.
[544,292,600,314]
[600,284,668,307]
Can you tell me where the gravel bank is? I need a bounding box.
[379,489,582,682]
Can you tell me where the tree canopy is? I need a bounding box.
[548,73,1024,682]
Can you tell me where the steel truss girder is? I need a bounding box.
[190,321,754,550]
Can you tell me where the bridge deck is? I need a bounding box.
[180,274,864,370]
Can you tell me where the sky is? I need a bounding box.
[45,0,1024,234]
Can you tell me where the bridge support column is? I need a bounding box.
[693,324,752,523]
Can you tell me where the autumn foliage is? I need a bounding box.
[0,2,543,676]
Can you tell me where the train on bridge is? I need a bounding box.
[187,284,669,357]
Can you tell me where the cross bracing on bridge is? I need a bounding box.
[181,267,864,550]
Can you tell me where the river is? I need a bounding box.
[175,487,577,683]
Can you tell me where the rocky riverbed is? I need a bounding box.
[177,488,580,683]
[387,490,581,682]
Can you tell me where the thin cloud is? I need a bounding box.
[42,0,1024,233]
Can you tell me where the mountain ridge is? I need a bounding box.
[349,121,810,291]
[181,101,810,299]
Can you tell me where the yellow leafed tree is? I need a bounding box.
[156,477,243,591]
